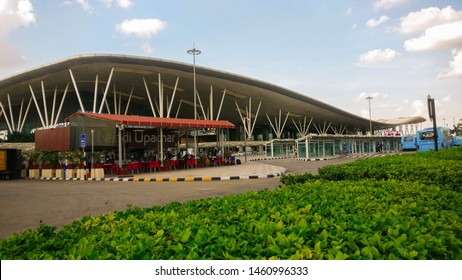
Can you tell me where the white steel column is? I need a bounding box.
[29,85,46,128]
[7,94,15,131]
[158,73,163,118]
[195,88,206,119]
[40,81,49,127]
[143,76,157,117]
[20,97,32,132]
[98,67,115,114]
[17,98,24,132]
[167,77,179,118]
[54,83,69,126]
[216,89,226,120]
[0,101,13,132]
[124,87,134,115]
[69,69,85,112]
[175,100,182,118]
[113,84,117,115]
[93,74,98,113]
[209,85,213,121]
[50,87,57,126]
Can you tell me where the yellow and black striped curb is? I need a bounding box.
[30,170,286,182]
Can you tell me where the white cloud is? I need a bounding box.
[141,42,153,53]
[397,6,462,34]
[116,18,167,38]
[366,15,389,28]
[358,48,400,65]
[404,20,462,51]
[0,0,35,68]
[346,7,352,16]
[355,92,382,102]
[99,0,133,8]
[351,23,357,29]
[411,99,425,116]
[116,0,132,8]
[374,0,408,11]
[438,49,462,79]
[76,0,92,12]
[442,95,451,102]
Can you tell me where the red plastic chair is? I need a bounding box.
[187,158,197,168]
[169,160,178,170]
[216,157,223,166]
[148,161,160,172]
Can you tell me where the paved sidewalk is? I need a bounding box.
[40,161,287,182]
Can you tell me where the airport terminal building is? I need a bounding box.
[0,54,425,161]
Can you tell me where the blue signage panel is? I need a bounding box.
[80,134,86,148]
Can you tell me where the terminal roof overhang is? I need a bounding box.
[0,53,425,131]
[67,112,235,129]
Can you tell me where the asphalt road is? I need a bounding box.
[0,157,358,239]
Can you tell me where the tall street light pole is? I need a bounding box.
[366,96,373,135]
[187,45,201,157]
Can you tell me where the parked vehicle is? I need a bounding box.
[416,127,453,152]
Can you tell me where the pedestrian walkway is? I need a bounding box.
[42,161,287,182]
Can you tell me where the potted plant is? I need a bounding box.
[28,151,41,178]
[91,151,104,178]
[41,150,59,178]
[73,151,87,179]
[54,151,66,178]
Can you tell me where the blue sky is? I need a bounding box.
[1,0,461,128]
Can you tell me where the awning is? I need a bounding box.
[66,112,235,129]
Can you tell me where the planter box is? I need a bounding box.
[41,169,55,178]
[76,168,87,179]
[65,168,75,179]
[21,169,27,178]
[29,169,40,178]
[55,169,64,178]
[92,168,104,179]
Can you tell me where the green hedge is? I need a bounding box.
[1,147,461,260]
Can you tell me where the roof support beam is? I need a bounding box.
[216,89,226,121]
[98,67,114,114]
[0,100,13,132]
[195,89,206,120]
[68,69,85,113]
[235,97,261,139]
[50,87,57,126]
[113,84,117,115]
[143,76,157,117]
[19,97,32,132]
[266,109,290,139]
[158,73,163,118]
[29,85,46,128]
[118,90,122,115]
[209,85,213,121]
[54,83,69,126]
[167,76,179,118]
[292,116,313,138]
[124,87,134,115]
[40,81,49,127]
[17,97,24,132]
[93,74,98,113]
[175,100,182,118]
[7,94,15,131]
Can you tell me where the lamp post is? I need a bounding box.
[366,96,373,135]
[91,129,94,169]
[187,45,201,156]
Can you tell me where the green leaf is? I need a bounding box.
[180,228,191,243]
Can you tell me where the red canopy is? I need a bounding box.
[67,112,235,129]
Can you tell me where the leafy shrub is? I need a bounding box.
[1,147,461,260]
